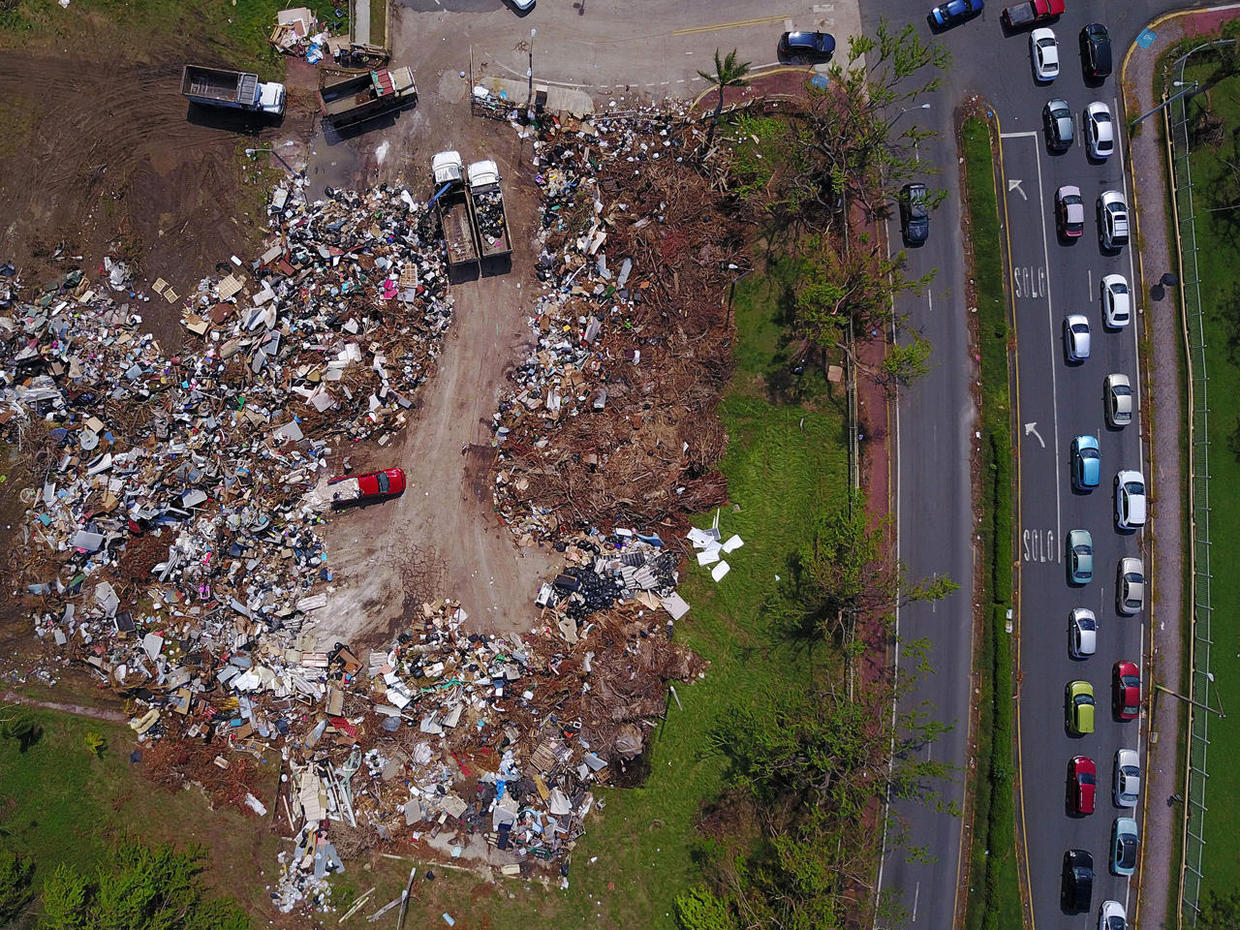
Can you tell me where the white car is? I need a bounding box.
[1064,313,1091,362]
[1117,557,1145,615]
[1115,469,1147,529]
[1031,28,1060,82]
[511,0,535,9]
[1100,898,1128,930]
[1098,190,1130,250]
[1101,274,1131,329]
[1113,750,1140,808]
[1086,101,1115,159]
[1105,373,1133,427]
[1070,608,1097,658]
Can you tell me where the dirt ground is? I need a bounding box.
[0,51,319,348]
[296,66,559,647]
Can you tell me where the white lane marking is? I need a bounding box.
[928,290,933,313]
[912,881,921,923]
[1030,135,1064,542]
[1115,93,1145,474]
[1000,130,1040,139]
[1008,178,1027,200]
[1024,422,1045,447]
[1088,268,1093,299]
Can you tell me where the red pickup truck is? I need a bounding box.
[1002,0,1063,29]
[328,468,406,505]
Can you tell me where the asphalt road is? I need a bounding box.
[861,2,1178,928]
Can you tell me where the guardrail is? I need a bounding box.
[1164,39,1229,928]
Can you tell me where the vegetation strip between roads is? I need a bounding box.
[960,112,1021,930]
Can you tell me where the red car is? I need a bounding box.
[328,467,406,506]
[1069,755,1096,815]
[1113,661,1141,720]
[1066,758,1096,813]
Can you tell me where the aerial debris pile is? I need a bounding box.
[490,114,742,546]
[2,183,451,674]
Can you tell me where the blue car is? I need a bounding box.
[1071,435,1101,490]
[930,0,983,28]
[1110,817,1138,876]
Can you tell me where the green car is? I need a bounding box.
[1067,529,1094,585]
[1066,680,1096,735]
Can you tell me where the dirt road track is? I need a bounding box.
[0,52,305,345]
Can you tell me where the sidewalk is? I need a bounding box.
[1119,6,1240,927]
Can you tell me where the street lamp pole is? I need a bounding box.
[527,28,537,110]
[1131,80,1198,127]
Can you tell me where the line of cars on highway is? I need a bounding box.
[1032,15,1141,927]
[933,3,1142,925]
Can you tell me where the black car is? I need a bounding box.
[1043,98,1074,152]
[899,183,930,245]
[778,31,837,62]
[1080,23,1113,79]
[1061,849,1094,913]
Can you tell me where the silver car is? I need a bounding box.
[1114,749,1140,807]
[1105,374,1133,427]
[1065,313,1091,363]
[1117,557,1144,615]
[1070,608,1098,658]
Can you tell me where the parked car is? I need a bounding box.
[1080,23,1114,80]
[1085,101,1115,159]
[1031,27,1060,82]
[930,0,984,28]
[1056,185,1085,238]
[1101,274,1131,328]
[1072,435,1101,490]
[1113,661,1141,720]
[1043,98,1075,151]
[1070,607,1097,658]
[1099,900,1128,930]
[1113,749,1140,808]
[899,182,930,245]
[1110,816,1139,876]
[1068,529,1094,584]
[1069,755,1097,814]
[1098,190,1130,251]
[327,467,407,507]
[1064,313,1091,362]
[1066,680,1096,735]
[779,31,837,61]
[1062,849,1094,913]
[1104,373,1134,427]
[1117,557,1144,615]
[1114,469,1147,529]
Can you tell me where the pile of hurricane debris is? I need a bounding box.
[1,182,450,675]
[490,112,742,549]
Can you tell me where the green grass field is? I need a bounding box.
[0,707,280,918]
[0,0,342,72]
[1177,62,1240,904]
[960,115,1021,930]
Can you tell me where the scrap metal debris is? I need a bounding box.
[0,102,746,918]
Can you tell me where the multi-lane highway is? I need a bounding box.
[862,1,1178,927]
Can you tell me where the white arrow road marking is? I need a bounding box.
[1024,422,1045,447]
[1008,178,1027,200]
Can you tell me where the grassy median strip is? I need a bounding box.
[1173,60,1240,905]
[961,114,1021,930]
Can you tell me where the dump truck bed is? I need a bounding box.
[181,66,255,105]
